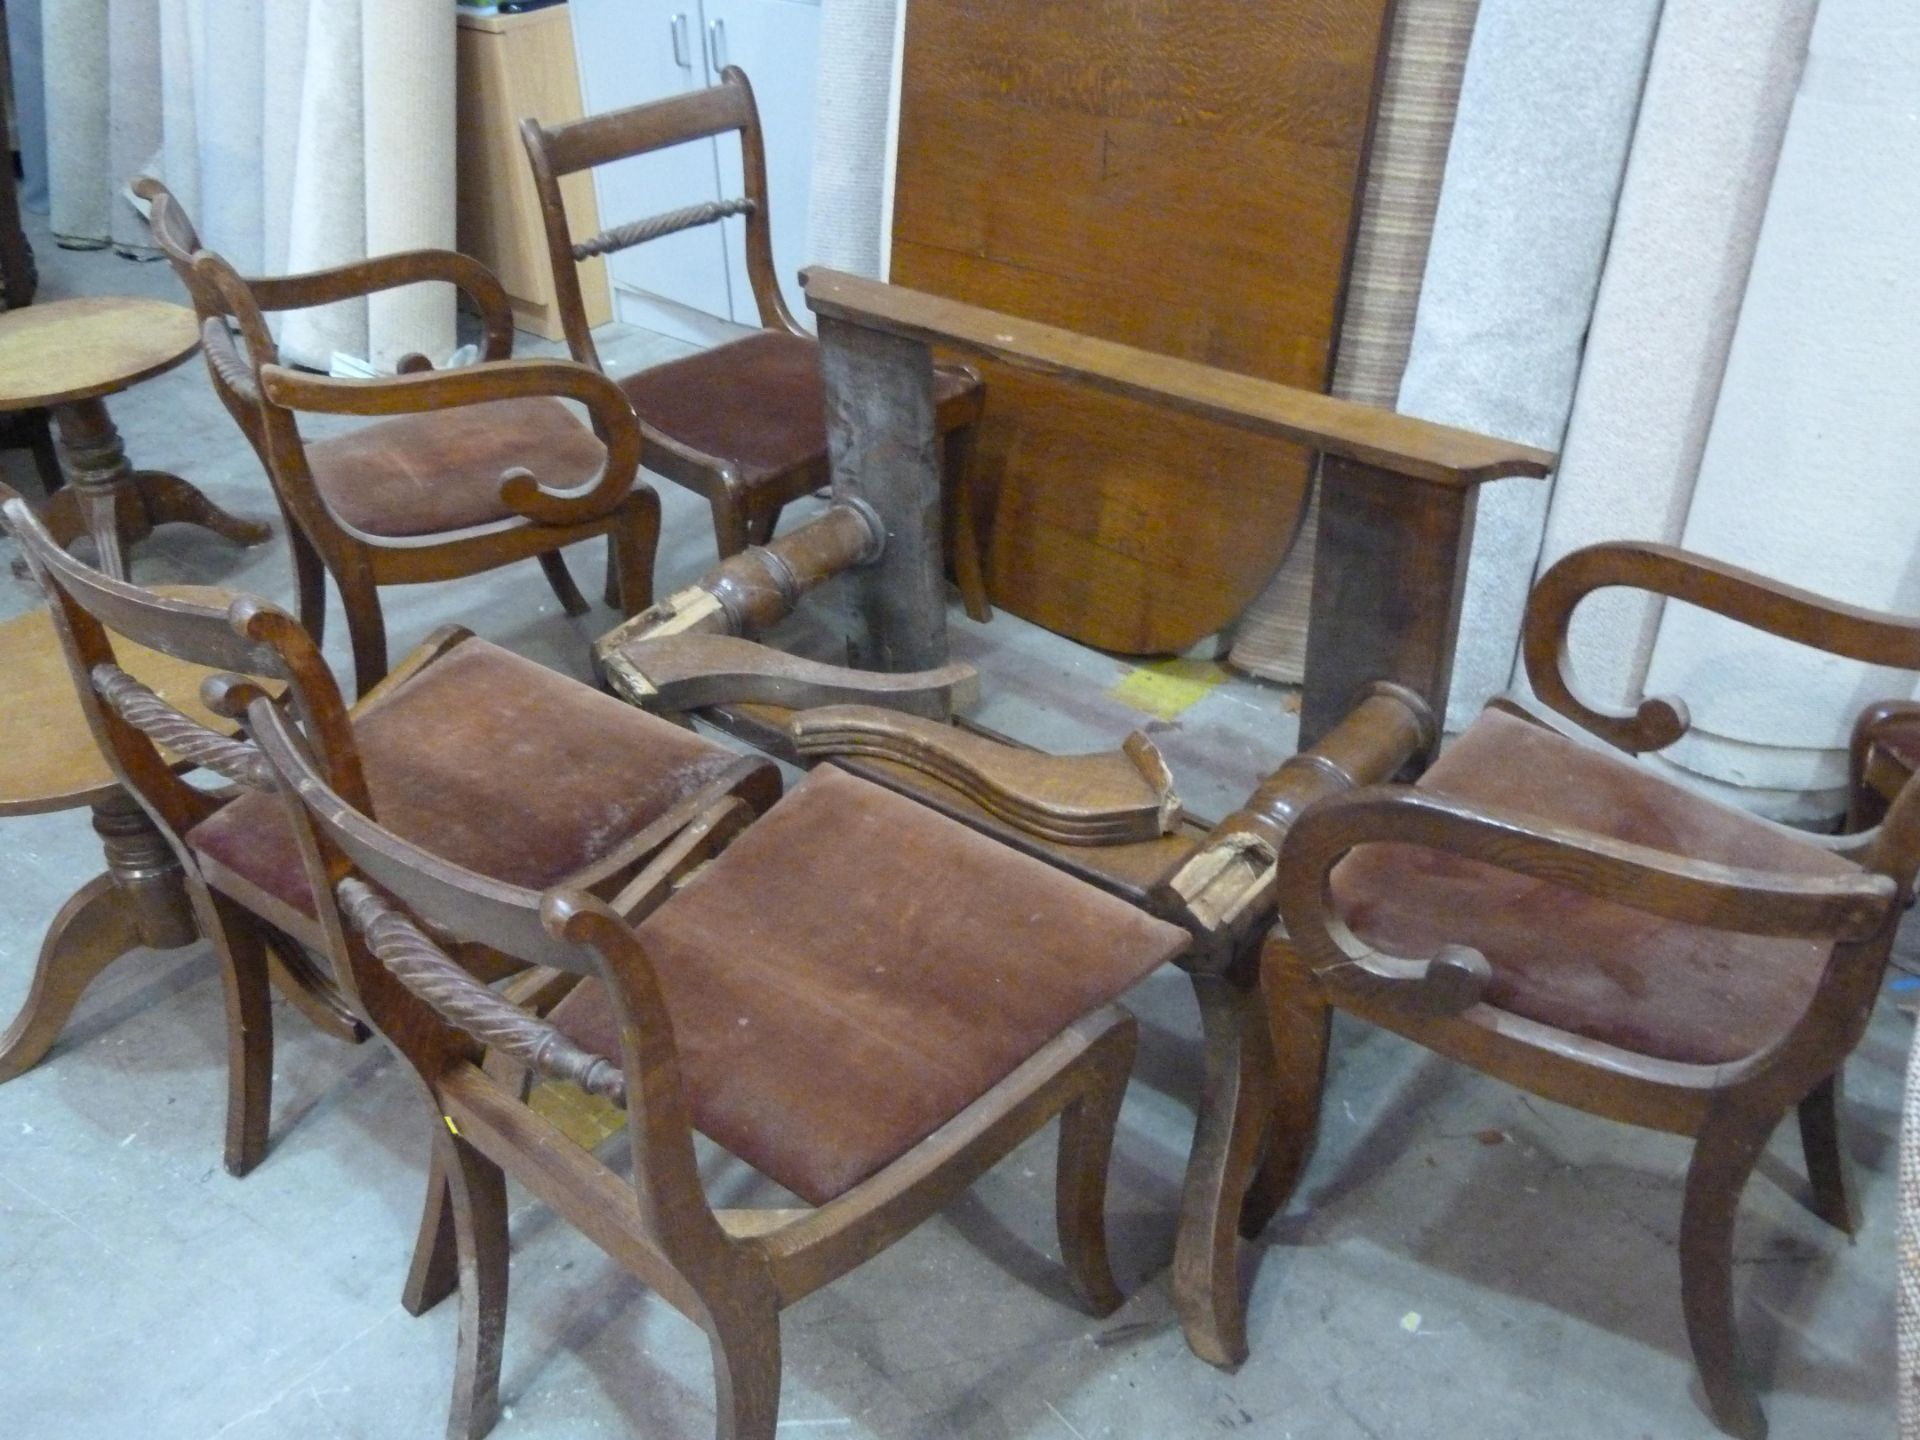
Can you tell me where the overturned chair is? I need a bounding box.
[593,268,1555,1366]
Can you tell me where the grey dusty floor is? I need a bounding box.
[0,221,1902,1440]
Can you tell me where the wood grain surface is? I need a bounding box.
[892,0,1395,653]
[0,296,199,410]
[0,586,248,816]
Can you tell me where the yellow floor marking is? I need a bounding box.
[1105,658,1227,721]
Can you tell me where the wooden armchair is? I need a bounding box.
[590,268,1555,1368]
[1264,540,1920,1439]
[136,178,661,696]
[247,663,1188,1439]
[4,490,776,1189]
[520,67,993,619]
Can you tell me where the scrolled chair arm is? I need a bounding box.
[243,248,518,362]
[1524,541,1920,754]
[1275,784,1899,1019]
[258,358,646,527]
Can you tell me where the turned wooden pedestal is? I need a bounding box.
[0,296,268,579]
[0,599,238,1079]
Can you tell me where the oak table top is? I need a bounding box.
[0,296,201,410]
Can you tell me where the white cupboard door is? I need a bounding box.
[568,0,738,342]
[703,0,822,330]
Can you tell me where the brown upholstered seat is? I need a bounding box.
[551,764,1187,1204]
[621,329,977,491]
[307,396,607,539]
[188,639,778,918]
[1331,708,1856,1067]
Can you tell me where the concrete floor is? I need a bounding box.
[0,222,1902,1439]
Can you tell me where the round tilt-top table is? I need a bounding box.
[0,296,268,579]
[0,594,238,1079]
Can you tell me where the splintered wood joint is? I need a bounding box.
[600,649,658,707]
[1169,833,1279,932]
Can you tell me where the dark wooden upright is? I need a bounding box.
[804,268,1553,753]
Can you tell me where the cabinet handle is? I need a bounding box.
[707,17,728,73]
[670,12,691,69]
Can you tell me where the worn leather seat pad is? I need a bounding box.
[552,764,1188,1204]
[188,639,777,917]
[1332,709,1859,1066]
[619,329,977,490]
[308,396,606,538]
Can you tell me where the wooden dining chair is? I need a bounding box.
[136,178,662,696]
[520,66,993,620]
[1262,541,1920,1440]
[4,490,778,1193]
[249,672,1187,1438]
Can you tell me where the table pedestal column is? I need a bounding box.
[38,396,268,580]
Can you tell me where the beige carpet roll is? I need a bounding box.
[1229,0,1481,683]
[280,2,367,369]
[107,0,162,256]
[808,0,898,281]
[1531,0,1816,717]
[1903,1013,1920,1438]
[259,0,309,278]
[1396,0,1661,733]
[46,0,111,247]
[360,0,455,371]
[1643,0,1920,813]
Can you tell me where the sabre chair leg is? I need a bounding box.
[1173,964,1275,1369]
[1055,1014,1137,1316]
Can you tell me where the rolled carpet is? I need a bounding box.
[1642,0,1920,814]
[1530,0,1816,717]
[1394,0,1660,733]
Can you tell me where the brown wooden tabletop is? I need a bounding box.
[0,296,200,411]
[0,586,252,817]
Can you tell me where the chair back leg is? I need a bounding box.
[1796,1073,1858,1234]
[1054,1010,1136,1316]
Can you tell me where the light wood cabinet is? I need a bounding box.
[568,0,819,345]
[455,5,611,341]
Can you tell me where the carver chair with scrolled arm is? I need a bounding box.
[137,178,661,697]
[1263,541,1920,1439]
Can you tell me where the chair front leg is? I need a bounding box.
[1242,937,1333,1239]
[1173,960,1275,1369]
[610,488,662,617]
[288,520,327,647]
[337,566,391,699]
[204,890,275,1178]
[442,1130,511,1440]
[1054,1011,1137,1316]
[701,1286,783,1440]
